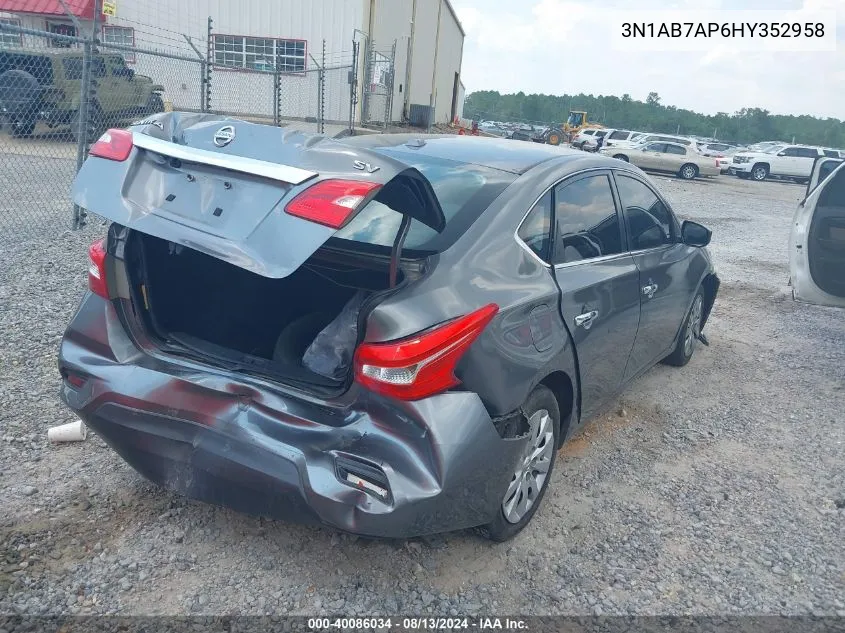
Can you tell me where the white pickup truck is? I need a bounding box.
[729,145,838,182]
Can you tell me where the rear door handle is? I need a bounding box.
[574,310,598,329]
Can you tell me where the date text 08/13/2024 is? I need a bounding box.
[307,617,529,630]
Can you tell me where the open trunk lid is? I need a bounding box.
[71,112,445,278]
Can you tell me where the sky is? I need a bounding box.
[450,0,844,120]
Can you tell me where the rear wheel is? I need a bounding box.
[679,164,698,180]
[145,93,164,114]
[663,290,704,367]
[480,384,560,542]
[751,164,769,181]
[547,132,561,146]
[10,115,36,137]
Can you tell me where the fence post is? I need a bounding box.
[384,40,396,130]
[273,68,281,126]
[319,40,326,134]
[205,17,213,113]
[349,40,359,134]
[72,0,100,229]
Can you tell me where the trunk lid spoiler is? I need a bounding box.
[72,112,446,278]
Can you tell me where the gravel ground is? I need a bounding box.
[1,172,843,617]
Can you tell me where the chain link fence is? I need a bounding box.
[0,20,363,243]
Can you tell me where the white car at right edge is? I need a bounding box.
[789,156,845,308]
[729,144,826,182]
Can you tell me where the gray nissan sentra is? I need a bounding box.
[59,112,719,541]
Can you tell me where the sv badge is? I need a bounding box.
[353,160,380,173]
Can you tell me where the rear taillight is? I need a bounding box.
[285,179,382,228]
[353,304,499,401]
[88,238,108,298]
[89,128,133,162]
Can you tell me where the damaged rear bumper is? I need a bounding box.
[58,294,528,538]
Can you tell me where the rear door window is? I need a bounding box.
[665,144,686,155]
[609,130,631,140]
[331,151,516,253]
[551,174,623,264]
[517,191,552,262]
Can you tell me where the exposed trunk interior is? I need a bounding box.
[124,232,401,388]
[810,168,845,298]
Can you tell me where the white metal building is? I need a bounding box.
[0,0,465,125]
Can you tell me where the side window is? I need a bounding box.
[665,144,686,155]
[517,191,552,262]
[644,143,665,152]
[616,174,676,251]
[798,148,819,159]
[781,147,798,157]
[609,130,631,140]
[552,175,622,265]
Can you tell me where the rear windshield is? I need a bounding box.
[330,149,517,253]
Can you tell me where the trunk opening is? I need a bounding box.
[123,230,411,392]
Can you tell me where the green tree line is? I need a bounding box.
[463,91,845,147]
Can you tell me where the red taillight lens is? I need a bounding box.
[88,238,108,298]
[353,304,499,401]
[285,179,382,229]
[89,129,133,162]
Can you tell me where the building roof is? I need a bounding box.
[0,0,101,20]
[443,0,465,37]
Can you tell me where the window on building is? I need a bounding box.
[0,17,22,48]
[102,26,135,62]
[47,21,77,48]
[213,35,306,73]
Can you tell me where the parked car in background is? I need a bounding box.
[729,144,824,182]
[605,133,694,151]
[59,116,719,541]
[581,129,609,151]
[603,129,641,149]
[602,141,720,180]
[570,127,601,149]
[789,156,845,308]
[0,49,165,142]
[697,142,739,157]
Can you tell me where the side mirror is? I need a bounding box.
[777,151,786,157]
[681,220,711,247]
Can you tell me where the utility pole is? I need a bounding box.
[428,0,443,132]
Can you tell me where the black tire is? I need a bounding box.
[750,164,769,181]
[663,289,704,367]
[0,69,42,137]
[678,163,699,180]
[10,116,36,137]
[72,102,103,145]
[479,384,560,542]
[737,172,750,180]
[547,132,561,146]
[145,93,165,114]
[613,154,629,162]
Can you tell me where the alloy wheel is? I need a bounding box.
[502,409,555,524]
[684,295,703,357]
[682,165,697,179]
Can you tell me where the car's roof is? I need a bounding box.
[339,133,591,175]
